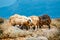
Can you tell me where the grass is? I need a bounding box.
[0,18,60,40]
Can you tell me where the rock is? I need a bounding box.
[0,18,4,24]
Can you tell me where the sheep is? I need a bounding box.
[9,14,51,30]
[9,14,28,26]
[9,14,31,30]
[38,14,51,29]
[28,16,40,30]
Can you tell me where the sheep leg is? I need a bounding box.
[35,26,37,31]
[29,26,32,30]
[28,26,30,30]
[47,24,50,29]
[25,26,29,30]
[20,25,24,30]
[22,25,28,30]
[39,25,41,28]
[37,24,40,30]
[32,26,35,30]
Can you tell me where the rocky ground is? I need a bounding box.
[0,18,60,40]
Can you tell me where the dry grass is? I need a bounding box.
[0,18,60,40]
[51,19,60,27]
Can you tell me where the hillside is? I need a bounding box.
[0,18,60,40]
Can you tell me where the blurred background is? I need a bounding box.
[0,0,60,18]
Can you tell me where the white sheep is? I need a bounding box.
[9,14,31,30]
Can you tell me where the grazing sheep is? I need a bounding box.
[29,16,39,30]
[9,14,51,30]
[21,20,30,30]
[19,17,34,30]
[9,14,27,26]
[9,14,21,26]
[38,14,51,29]
[9,14,30,30]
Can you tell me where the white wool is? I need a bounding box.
[19,16,28,20]
[10,14,21,19]
[14,18,23,25]
[10,14,28,20]
[9,14,29,26]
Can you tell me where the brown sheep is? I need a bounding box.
[38,14,51,29]
[29,16,39,30]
